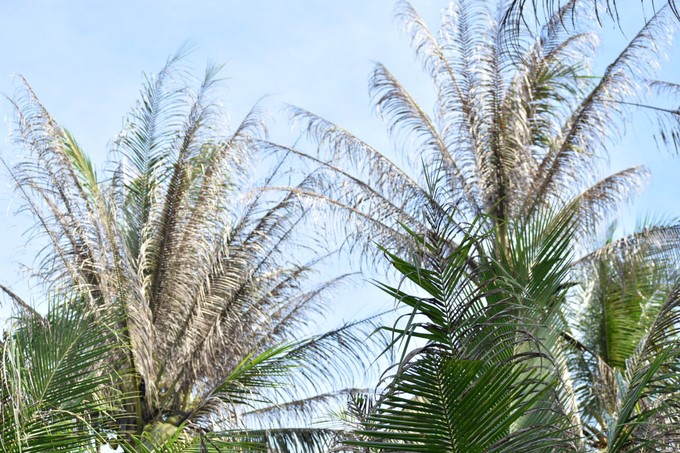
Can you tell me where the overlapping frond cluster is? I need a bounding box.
[561,219,680,449]
[1,300,127,452]
[5,55,384,450]
[280,0,680,263]
[341,208,580,451]
[500,0,680,39]
[339,196,680,452]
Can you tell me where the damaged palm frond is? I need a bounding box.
[281,0,680,270]
[5,54,386,450]
[500,0,680,41]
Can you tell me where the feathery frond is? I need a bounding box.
[6,58,385,450]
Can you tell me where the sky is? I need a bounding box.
[0,0,679,323]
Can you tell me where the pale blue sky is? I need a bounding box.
[0,1,679,321]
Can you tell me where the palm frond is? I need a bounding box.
[564,166,650,242]
[604,283,680,451]
[369,61,478,215]
[0,299,129,452]
[349,208,580,452]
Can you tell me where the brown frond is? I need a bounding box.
[370,63,479,214]
[526,3,678,216]
[564,166,650,242]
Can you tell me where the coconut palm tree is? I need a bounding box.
[343,207,582,451]
[272,0,680,449]
[4,55,381,451]
[0,296,283,452]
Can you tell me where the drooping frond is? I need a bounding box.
[564,166,650,243]
[279,108,439,259]
[8,79,112,302]
[574,222,680,268]
[370,62,479,214]
[240,388,371,428]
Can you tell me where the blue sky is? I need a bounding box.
[0,1,679,321]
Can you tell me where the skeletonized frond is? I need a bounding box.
[526,2,678,216]
[370,63,479,214]
[7,57,382,444]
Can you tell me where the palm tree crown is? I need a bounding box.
[286,0,680,262]
[278,0,680,450]
[4,56,379,451]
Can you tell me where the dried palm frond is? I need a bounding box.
[281,0,679,269]
[5,55,386,449]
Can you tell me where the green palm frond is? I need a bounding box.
[348,208,580,452]
[356,354,570,453]
[561,219,680,448]
[603,282,680,451]
[1,299,129,452]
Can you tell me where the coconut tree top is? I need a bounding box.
[2,56,383,450]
